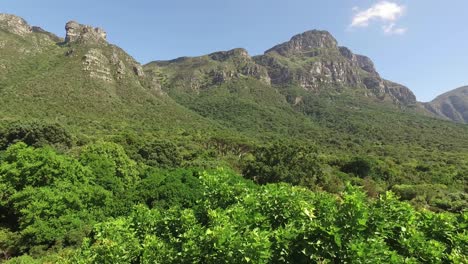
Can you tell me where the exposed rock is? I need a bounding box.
[65,21,107,44]
[241,63,271,84]
[356,55,378,75]
[82,49,113,82]
[265,30,338,56]
[0,14,32,36]
[133,65,145,77]
[338,47,354,60]
[149,74,164,95]
[383,80,416,105]
[207,48,270,84]
[255,29,416,105]
[117,61,127,76]
[209,48,250,61]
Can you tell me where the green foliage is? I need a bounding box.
[340,156,374,178]
[135,168,203,209]
[70,170,467,263]
[0,122,72,150]
[0,142,91,192]
[79,141,139,192]
[243,142,323,189]
[392,184,468,212]
[0,143,114,255]
[136,140,182,168]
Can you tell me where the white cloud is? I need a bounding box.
[382,23,407,35]
[351,1,407,35]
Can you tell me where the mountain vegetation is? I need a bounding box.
[0,14,467,263]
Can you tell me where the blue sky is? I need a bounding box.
[2,0,467,101]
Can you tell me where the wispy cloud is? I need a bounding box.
[351,1,407,35]
[382,23,407,35]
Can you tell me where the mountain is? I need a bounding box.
[144,29,467,150]
[254,30,416,105]
[146,30,417,109]
[1,13,467,193]
[424,86,468,123]
[0,14,219,135]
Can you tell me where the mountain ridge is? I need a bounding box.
[424,85,468,123]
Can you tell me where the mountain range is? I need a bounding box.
[0,13,467,173]
[0,13,468,262]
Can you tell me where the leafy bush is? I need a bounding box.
[72,170,468,263]
[243,142,323,189]
[136,140,182,168]
[0,122,72,150]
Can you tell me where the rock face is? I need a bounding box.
[207,48,271,85]
[82,48,113,82]
[0,14,32,36]
[424,86,468,123]
[60,21,158,91]
[147,48,271,93]
[265,30,338,56]
[255,30,416,105]
[65,21,107,44]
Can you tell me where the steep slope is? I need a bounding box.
[145,48,323,138]
[424,86,468,123]
[0,14,219,135]
[254,30,416,105]
[145,29,468,188]
[144,30,458,147]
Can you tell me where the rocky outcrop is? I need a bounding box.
[424,86,468,123]
[65,21,107,44]
[147,48,271,92]
[265,30,338,56]
[82,49,113,82]
[209,48,250,61]
[208,49,270,83]
[256,30,416,105]
[0,14,32,36]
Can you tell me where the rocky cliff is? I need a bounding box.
[0,14,32,36]
[254,30,416,105]
[147,29,416,106]
[146,48,270,94]
[59,20,161,93]
[65,21,107,44]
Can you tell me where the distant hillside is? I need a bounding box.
[424,86,468,123]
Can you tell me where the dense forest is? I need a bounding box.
[0,122,466,263]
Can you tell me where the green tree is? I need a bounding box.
[0,122,72,150]
[243,142,323,188]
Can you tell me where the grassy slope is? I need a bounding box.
[0,29,225,138]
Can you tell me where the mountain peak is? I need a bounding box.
[265,30,338,56]
[65,21,107,44]
[0,13,32,36]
